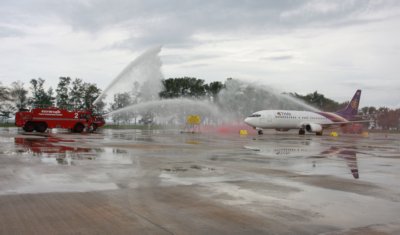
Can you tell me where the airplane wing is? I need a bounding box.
[320,119,371,128]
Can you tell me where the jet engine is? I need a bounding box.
[305,123,323,133]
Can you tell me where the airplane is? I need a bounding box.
[244,89,366,135]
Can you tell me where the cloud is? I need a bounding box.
[161,54,221,65]
[0,0,400,107]
[261,55,294,61]
[3,0,392,50]
[0,25,24,38]
[280,0,399,27]
[0,1,396,56]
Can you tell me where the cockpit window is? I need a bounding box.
[249,114,261,117]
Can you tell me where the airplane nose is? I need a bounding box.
[244,117,252,126]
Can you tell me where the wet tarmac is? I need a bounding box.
[0,127,400,234]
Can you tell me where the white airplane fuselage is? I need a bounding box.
[244,90,362,135]
[244,110,347,134]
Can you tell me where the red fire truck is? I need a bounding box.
[15,107,105,133]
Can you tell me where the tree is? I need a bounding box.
[361,106,369,115]
[368,106,377,115]
[56,77,71,109]
[82,82,102,109]
[29,78,41,107]
[129,81,141,124]
[69,78,85,109]
[0,102,15,121]
[377,107,390,130]
[160,78,178,98]
[57,77,104,112]
[205,81,224,102]
[186,77,206,98]
[387,109,400,130]
[292,91,341,111]
[159,77,205,99]
[29,78,55,107]
[110,92,132,124]
[10,81,28,110]
[0,82,15,121]
[360,106,378,128]
[0,82,10,102]
[217,78,277,118]
[47,87,55,106]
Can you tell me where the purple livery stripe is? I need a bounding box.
[316,112,348,122]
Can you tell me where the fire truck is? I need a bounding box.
[15,107,105,133]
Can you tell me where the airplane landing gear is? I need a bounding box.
[258,129,263,135]
[299,129,305,135]
[316,131,323,136]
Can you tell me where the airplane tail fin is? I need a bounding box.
[335,90,361,120]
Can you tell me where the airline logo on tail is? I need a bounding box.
[336,89,361,119]
[350,90,361,109]
[351,100,358,109]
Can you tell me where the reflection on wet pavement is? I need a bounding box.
[0,127,400,234]
[15,135,96,164]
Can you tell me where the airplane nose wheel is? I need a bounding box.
[299,129,305,135]
[258,130,263,135]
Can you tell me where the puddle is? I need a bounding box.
[1,128,400,233]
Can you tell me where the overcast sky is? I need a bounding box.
[1,0,399,107]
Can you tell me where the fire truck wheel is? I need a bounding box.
[91,124,97,132]
[35,122,47,133]
[73,123,85,133]
[23,122,35,132]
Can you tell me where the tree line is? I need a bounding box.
[108,77,224,124]
[0,77,104,119]
[290,91,348,111]
[0,77,399,130]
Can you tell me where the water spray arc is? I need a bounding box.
[104,98,226,124]
[95,46,320,128]
[93,46,163,106]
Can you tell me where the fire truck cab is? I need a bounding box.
[15,107,105,133]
